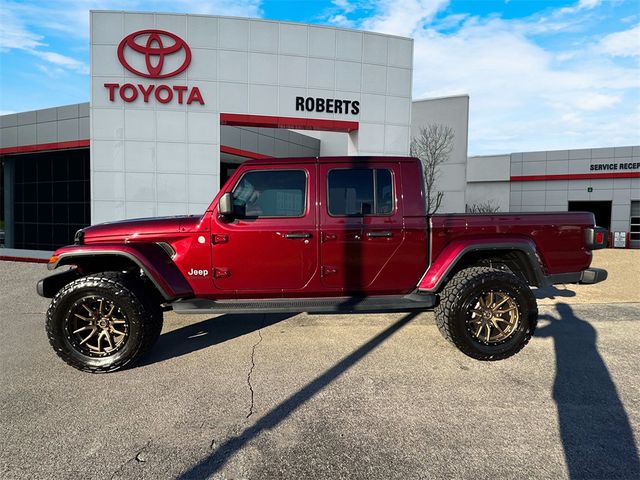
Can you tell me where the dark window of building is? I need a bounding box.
[231,169,306,218]
[568,201,612,231]
[328,168,394,216]
[220,163,237,187]
[12,149,90,250]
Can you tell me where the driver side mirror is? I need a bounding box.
[218,192,233,216]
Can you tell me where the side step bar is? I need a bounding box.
[171,294,436,315]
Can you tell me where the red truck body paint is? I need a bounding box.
[49,157,602,300]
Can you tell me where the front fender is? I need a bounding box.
[37,268,82,298]
[47,243,193,300]
[417,236,547,292]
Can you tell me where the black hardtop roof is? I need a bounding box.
[240,156,418,166]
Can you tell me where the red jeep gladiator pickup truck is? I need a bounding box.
[38,156,608,373]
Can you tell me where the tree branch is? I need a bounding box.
[410,123,455,215]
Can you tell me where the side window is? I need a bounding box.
[232,170,306,218]
[376,169,393,214]
[328,168,394,216]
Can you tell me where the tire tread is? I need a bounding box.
[46,272,162,373]
[434,266,538,361]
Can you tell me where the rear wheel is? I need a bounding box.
[435,266,537,360]
[46,272,163,373]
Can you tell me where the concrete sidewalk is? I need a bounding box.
[535,249,640,304]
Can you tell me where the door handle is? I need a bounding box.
[284,232,312,239]
[367,231,393,238]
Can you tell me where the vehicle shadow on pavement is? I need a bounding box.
[534,285,576,300]
[138,313,295,367]
[175,311,419,479]
[536,302,640,480]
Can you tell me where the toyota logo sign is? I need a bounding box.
[106,29,204,105]
[117,29,191,78]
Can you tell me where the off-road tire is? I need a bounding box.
[46,272,163,373]
[434,266,537,361]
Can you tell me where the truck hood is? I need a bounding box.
[80,215,202,243]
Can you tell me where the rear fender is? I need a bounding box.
[418,237,547,292]
[46,243,193,301]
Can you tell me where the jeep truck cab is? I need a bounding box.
[38,156,608,372]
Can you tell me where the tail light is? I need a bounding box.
[585,227,608,250]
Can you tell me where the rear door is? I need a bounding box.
[319,162,405,293]
[211,164,317,293]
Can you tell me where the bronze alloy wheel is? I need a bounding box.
[65,296,129,357]
[466,290,520,345]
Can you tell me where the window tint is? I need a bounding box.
[232,170,306,218]
[328,168,393,216]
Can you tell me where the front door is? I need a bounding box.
[319,163,405,294]
[212,165,317,293]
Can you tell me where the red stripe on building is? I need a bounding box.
[510,172,640,182]
[0,139,90,155]
[220,113,359,133]
[220,145,274,160]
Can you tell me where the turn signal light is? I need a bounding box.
[48,255,59,265]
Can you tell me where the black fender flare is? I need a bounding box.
[43,243,193,300]
[418,238,549,292]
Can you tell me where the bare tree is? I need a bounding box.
[410,124,454,215]
[465,200,501,213]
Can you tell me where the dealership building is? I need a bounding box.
[0,11,638,254]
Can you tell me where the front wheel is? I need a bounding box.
[46,272,163,373]
[434,266,538,361]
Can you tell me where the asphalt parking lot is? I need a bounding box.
[1,251,639,479]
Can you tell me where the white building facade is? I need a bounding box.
[90,11,414,223]
[467,147,640,247]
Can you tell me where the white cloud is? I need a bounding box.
[332,0,356,13]
[329,14,355,28]
[327,0,639,153]
[411,18,638,152]
[597,24,640,57]
[0,1,89,75]
[577,0,601,9]
[559,0,601,15]
[577,93,621,111]
[360,0,450,37]
[0,4,44,51]
[32,50,89,74]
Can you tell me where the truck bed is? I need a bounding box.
[429,211,596,275]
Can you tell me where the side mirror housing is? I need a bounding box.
[218,192,233,216]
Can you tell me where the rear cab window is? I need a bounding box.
[327,168,394,216]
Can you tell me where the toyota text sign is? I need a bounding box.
[104,30,204,105]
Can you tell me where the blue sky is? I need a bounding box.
[0,0,638,154]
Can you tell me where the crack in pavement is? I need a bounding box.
[109,441,151,480]
[245,329,263,419]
